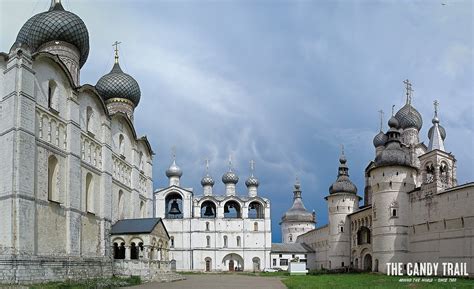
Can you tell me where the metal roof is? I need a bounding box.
[111,218,165,235]
[271,243,314,253]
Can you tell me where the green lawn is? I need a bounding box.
[281,273,474,289]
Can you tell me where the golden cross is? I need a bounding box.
[112,41,121,63]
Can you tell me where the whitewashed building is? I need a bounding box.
[154,159,272,272]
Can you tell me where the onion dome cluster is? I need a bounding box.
[95,62,141,106]
[375,116,411,167]
[329,154,357,194]
[14,1,89,67]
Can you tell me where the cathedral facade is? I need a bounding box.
[154,160,272,272]
[296,87,474,275]
[0,0,168,283]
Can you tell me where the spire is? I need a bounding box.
[428,100,445,151]
[112,41,121,64]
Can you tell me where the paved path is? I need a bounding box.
[125,274,287,289]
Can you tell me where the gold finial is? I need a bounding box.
[403,79,414,104]
[112,41,121,64]
[434,100,439,117]
[378,109,384,132]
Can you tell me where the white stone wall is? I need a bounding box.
[270,252,309,271]
[281,221,315,244]
[296,226,328,270]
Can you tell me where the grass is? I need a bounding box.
[281,273,474,289]
[27,276,141,289]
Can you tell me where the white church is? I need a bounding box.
[154,159,272,272]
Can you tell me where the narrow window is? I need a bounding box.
[48,80,58,111]
[340,226,344,233]
[206,222,210,231]
[236,236,241,247]
[130,242,138,259]
[119,134,125,156]
[206,236,211,248]
[85,173,94,213]
[48,155,59,202]
[140,201,145,218]
[289,234,293,242]
[223,236,228,248]
[254,222,258,231]
[170,236,174,248]
[392,209,397,217]
[86,106,93,133]
[342,262,345,267]
[118,190,124,219]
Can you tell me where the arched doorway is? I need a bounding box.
[205,257,212,272]
[363,254,372,271]
[374,259,379,272]
[222,253,244,272]
[252,257,261,272]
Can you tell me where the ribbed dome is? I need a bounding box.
[14,1,89,67]
[201,174,215,187]
[245,175,259,187]
[96,63,141,106]
[222,170,239,184]
[166,160,182,178]
[395,103,423,130]
[329,154,357,194]
[373,131,388,147]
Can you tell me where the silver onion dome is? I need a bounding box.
[329,153,357,194]
[373,131,388,148]
[14,1,89,67]
[96,62,141,106]
[201,174,215,187]
[428,117,446,140]
[395,103,423,131]
[245,175,259,187]
[222,170,239,184]
[166,160,183,178]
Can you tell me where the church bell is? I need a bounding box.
[204,205,214,216]
[168,200,181,215]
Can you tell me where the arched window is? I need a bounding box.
[118,190,124,219]
[223,235,228,248]
[86,106,94,134]
[48,155,59,202]
[119,242,125,259]
[236,236,241,247]
[201,200,217,218]
[170,236,175,248]
[165,193,183,219]
[440,162,449,184]
[206,236,211,248]
[119,134,125,156]
[140,201,145,218]
[130,242,138,259]
[113,242,119,259]
[85,173,94,213]
[390,201,399,218]
[248,201,264,219]
[223,200,241,218]
[48,80,58,112]
[254,222,258,231]
[425,163,435,184]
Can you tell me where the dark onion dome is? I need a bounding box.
[395,103,423,131]
[95,62,141,106]
[14,1,89,67]
[375,116,412,167]
[282,182,314,223]
[201,174,215,187]
[166,160,182,178]
[329,154,357,194]
[373,131,388,148]
[388,115,399,129]
[222,169,239,184]
[245,175,259,187]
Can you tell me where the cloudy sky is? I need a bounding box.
[1,0,473,242]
